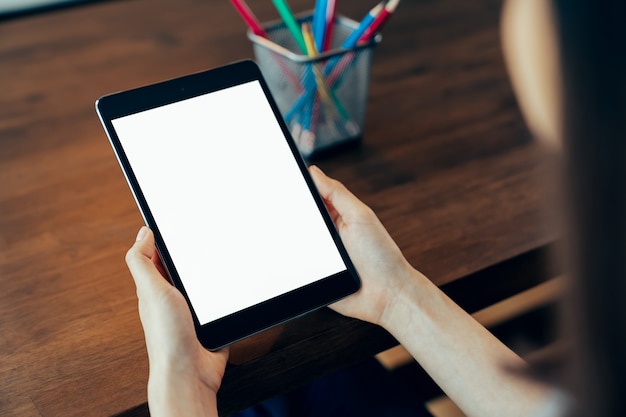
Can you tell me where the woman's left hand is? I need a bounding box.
[126,226,228,417]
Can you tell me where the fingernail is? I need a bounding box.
[311,165,326,176]
[136,226,148,241]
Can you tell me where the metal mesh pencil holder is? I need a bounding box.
[248,14,381,158]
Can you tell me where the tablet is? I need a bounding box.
[96,60,360,350]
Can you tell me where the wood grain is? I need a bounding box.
[0,0,558,416]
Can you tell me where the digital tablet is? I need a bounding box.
[96,60,360,350]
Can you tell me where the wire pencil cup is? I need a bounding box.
[249,14,380,158]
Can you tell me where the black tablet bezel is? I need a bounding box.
[96,60,361,350]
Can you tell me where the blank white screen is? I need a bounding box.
[112,81,346,325]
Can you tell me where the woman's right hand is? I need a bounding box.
[308,165,424,326]
[310,166,554,417]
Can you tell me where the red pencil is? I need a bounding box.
[360,0,399,43]
[229,0,268,38]
[322,0,336,51]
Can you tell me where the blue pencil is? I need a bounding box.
[285,2,386,122]
[312,0,328,51]
[340,2,385,48]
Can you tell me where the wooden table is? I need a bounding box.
[0,0,559,416]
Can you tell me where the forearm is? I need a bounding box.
[148,369,219,417]
[380,269,551,417]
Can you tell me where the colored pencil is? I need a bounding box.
[324,0,399,87]
[286,1,398,124]
[285,3,385,121]
[229,0,267,37]
[340,1,385,49]
[360,0,399,42]
[322,0,336,51]
[301,22,335,113]
[312,0,327,52]
[229,0,304,93]
[272,0,307,53]
[325,0,400,86]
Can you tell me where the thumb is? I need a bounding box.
[125,226,168,295]
[309,165,368,220]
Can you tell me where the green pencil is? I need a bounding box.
[271,0,307,53]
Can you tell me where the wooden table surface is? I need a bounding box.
[0,0,559,416]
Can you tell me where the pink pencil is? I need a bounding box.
[229,0,268,37]
[229,0,303,92]
[325,0,399,89]
[360,0,399,43]
[322,0,336,51]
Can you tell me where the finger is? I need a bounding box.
[126,226,171,295]
[152,250,171,283]
[309,165,369,220]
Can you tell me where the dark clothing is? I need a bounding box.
[233,358,434,417]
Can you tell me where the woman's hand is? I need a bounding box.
[309,165,424,325]
[126,226,228,417]
[310,166,553,417]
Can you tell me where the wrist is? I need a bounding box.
[378,267,436,332]
[148,368,219,417]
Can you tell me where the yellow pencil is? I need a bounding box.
[301,22,335,113]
